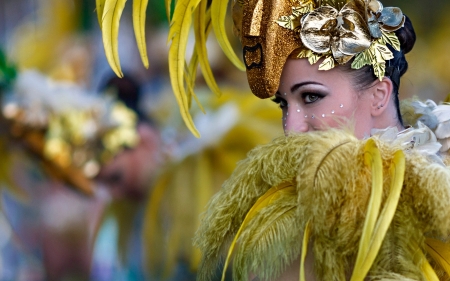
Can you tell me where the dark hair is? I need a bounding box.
[341,15,416,126]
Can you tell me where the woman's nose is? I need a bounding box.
[284,108,311,133]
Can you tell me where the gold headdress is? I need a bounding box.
[235,0,404,98]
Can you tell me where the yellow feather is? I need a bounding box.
[417,248,441,281]
[211,0,245,71]
[425,238,450,276]
[185,59,196,107]
[102,0,126,77]
[96,0,106,28]
[143,173,171,274]
[194,1,221,96]
[165,0,172,22]
[351,138,383,281]
[300,220,311,281]
[168,0,202,137]
[221,182,295,281]
[132,0,150,68]
[184,58,206,113]
[353,149,406,280]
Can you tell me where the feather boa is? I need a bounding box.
[194,129,450,281]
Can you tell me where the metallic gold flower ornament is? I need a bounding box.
[300,1,371,65]
[275,0,405,79]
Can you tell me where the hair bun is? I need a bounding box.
[395,15,416,54]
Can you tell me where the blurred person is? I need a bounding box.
[90,73,164,281]
[96,74,163,201]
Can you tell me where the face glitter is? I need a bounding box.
[322,114,325,117]
[331,110,335,114]
[304,115,308,118]
[311,114,315,119]
[297,109,300,112]
[340,104,344,108]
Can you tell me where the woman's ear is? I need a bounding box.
[370,77,393,117]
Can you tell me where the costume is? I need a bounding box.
[96,0,450,279]
[194,125,450,280]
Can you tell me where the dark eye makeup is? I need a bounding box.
[271,96,288,108]
[302,92,325,104]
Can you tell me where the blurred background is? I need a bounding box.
[0,0,448,280]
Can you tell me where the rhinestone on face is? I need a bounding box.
[322,114,325,117]
[304,115,308,118]
[287,112,289,116]
[284,93,287,96]
[297,109,300,112]
[331,110,335,114]
[311,114,315,119]
[340,104,344,108]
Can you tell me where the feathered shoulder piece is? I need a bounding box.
[194,129,450,280]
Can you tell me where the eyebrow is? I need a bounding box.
[276,81,324,96]
[290,81,324,93]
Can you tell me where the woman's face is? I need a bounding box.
[275,58,374,139]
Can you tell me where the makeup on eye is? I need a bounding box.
[302,92,325,104]
[271,96,288,108]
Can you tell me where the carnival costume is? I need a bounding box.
[96,0,450,279]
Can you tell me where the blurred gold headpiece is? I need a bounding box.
[233,0,405,98]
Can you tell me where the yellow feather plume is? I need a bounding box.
[351,138,384,281]
[165,0,172,22]
[211,0,245,71]
[193,1,221,97]
[168,0,202,137]
[414,246,440,281]
[132,0,150,68]
[300,220,311,281]
[351,148,406,280]
[101,0,126,77]
[221,182,295,281]
[425,238,450,277]
[96,0,106,28]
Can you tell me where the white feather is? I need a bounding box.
[432,105,450,122]
[435,120,450,139]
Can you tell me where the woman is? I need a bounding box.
[192,1,450,281]
[96,0,450,279]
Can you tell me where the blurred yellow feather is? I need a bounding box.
[211,0,246,71]
[132,0,150,68]
[96,0,106,28]
[168,0,202,137]
[165,0,173,22]
[102,0,126,77]
[425,237,450,276]
[194,1,222,97]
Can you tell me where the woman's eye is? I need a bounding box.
[303,93,322,104]
[271,96,288,108]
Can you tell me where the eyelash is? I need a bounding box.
[302,92,324,104]
[272,92,324,108]
[271,96,288,108]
